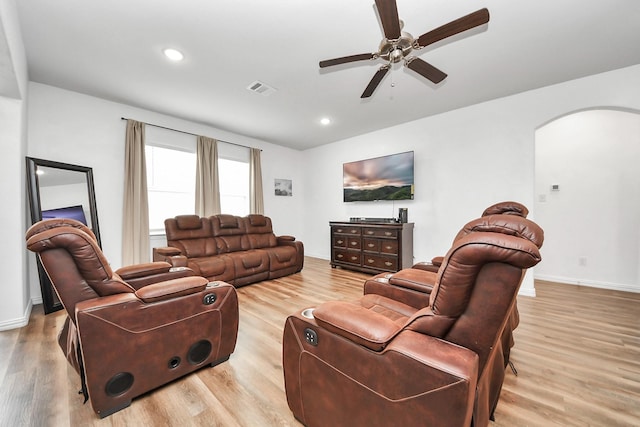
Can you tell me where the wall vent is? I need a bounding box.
[247,80,277,97]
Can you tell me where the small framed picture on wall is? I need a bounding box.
[275,179,292,196]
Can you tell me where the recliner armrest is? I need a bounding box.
[313,301,402,351]
[135,276,208,303]
[412,258,441,273]
[277,235,296,242]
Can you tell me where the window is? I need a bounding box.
[219,158,249,216]
[146,145,195,232]
[145,141,250,233]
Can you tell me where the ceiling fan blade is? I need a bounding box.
[406,57,447,84]
[375,0,401,39]
[361,66,390,98]
[416,8,490,48]
[319,53,376,68]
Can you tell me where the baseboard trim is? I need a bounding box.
[518,287,536,297]
[535,274,640,294]
[0,300,33,331]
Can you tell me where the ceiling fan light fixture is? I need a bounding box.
[163,48,184,61]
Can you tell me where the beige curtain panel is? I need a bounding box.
[122,119,150,265]
[250,147,264,214]
[195,135,221,216]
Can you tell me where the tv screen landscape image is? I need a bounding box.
[41,205,88,225]
[343,151,414,202]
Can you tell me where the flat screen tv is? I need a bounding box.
[343,151,414,202]
[41,204,88,225]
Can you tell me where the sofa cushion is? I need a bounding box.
[187,255,235,283]
[267,246,298,270]
[247,233,277,249]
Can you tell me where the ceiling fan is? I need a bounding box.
[319,0,490,98]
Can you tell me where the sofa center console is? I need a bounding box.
[330,221,413,274]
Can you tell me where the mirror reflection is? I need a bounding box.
[26,157,101,314]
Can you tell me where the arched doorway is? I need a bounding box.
[534,108,640,292]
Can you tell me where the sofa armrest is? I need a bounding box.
[116,262,172,280]
[152,246,189,268]
[134,276,208,303]
[313,301,402,351]
[277,235,296,242]
[155,246,182,256]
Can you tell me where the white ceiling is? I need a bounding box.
[15,0,640,150]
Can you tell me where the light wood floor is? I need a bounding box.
[1,257,639,426]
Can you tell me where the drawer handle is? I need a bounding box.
[385,261,393,266]
[350,241,358,246]
[385,245,392,250]
[350,256,358,261]
[367,258,375,264]
[384,232,392,236]
[337,240,344,244]
[337,228,343,233]
[350,230,358,234]
[366,231,374,235]
[337,254,343,259]
[367,243,375,248]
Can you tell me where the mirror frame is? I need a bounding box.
[26,156,101,314]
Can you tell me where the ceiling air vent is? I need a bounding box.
[247,80,277,97]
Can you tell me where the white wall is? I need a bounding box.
[535,109,640,292]
[3,48,639,329]
[0,0,29,330]
[25,82,305,302]
[301,64,640,296]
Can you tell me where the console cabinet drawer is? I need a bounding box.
[332,236,347,248]
[363,238,380,252]
[363,228,397,238]
[332,226,361,236]
[380,241,398,255]
[363,254,398,271]
[333,249,361,265]
[330,221,414,274]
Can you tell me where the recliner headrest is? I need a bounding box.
[482,201,529,218]
[455,214,544,248]
[247,214,267,226]
[175,215,202,230]
[26,218,97,242]
[218,214,241,229]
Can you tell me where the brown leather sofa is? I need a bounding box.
[283,217,543,427]
[154,214,304,287]
[26,218,239,418]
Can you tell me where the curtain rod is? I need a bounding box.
[120,117,261,151]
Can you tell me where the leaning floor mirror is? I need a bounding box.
[26,157,101,314]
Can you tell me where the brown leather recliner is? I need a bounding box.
[26,219,239,418]
[363,203,541,370]
[283,222,542,427]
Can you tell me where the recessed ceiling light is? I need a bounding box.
[320,118,331,126]
[163,48,184,61]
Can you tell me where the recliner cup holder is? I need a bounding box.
[301,308,315,319]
